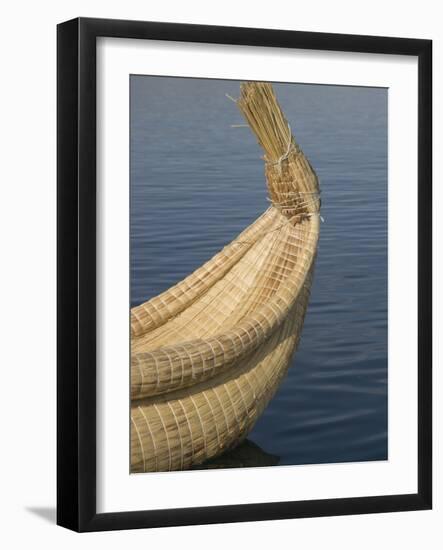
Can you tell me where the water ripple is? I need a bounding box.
[131,77,388,467]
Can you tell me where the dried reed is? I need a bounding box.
[130,81,321,472]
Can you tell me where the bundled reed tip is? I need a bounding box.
[237,82,297,162]
[130,81,321,473]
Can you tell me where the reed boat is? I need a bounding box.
[130,82,321,473]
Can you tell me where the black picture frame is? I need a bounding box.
[57,17,432,532]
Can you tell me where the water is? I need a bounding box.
[130,76,388,467]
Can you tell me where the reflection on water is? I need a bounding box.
[130,76,388,467]
[195,440,280,470]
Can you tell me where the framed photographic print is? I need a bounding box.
[57,17,432,531]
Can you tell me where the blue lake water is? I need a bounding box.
[130,76,388,467]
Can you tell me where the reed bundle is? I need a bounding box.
[130,82,321,472]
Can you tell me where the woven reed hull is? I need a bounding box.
[130,81,321,472]
[131,265,314,473]
[131,210,319,399]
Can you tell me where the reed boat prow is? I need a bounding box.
[130,82,321,473]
